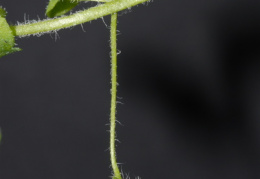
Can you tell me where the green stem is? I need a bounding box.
[110,12,122,179]
[11,0,149,37]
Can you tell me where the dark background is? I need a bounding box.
[1,0,260,178]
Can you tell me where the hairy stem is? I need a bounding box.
[110,12,122,179]
[11,0,148,37]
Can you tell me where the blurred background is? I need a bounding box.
[0,0,260,178]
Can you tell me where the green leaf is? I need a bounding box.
[0,7,6,18]
[46,0,112,18]
[46,0,79,18]
[0,8,21,58]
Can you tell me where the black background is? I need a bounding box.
[1,0,260,178]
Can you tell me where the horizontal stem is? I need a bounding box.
[12,0,149,37]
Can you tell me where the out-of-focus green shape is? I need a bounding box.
[0,7,21,58]
[46,0,79,18]
[0,7,7,17]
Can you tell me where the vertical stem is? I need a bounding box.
[110,13,122,179]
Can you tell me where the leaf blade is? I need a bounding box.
[46,0,79,18]
[0,8,21,58]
